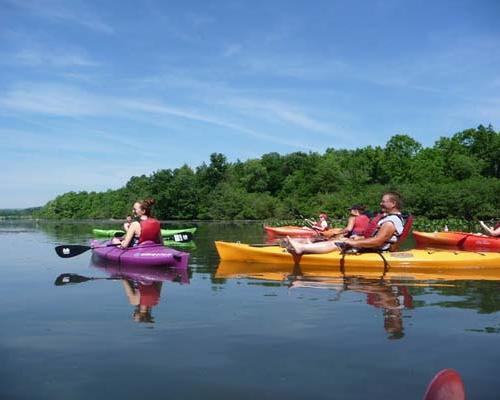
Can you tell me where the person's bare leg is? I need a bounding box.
[287,236,339,255]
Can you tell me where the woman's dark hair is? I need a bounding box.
[137,198,156,217]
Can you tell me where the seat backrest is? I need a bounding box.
[389,214,413,251]
[364,213,384,237]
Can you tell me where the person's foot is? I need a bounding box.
[285,236,304,255]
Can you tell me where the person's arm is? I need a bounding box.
[344,222,396,249]
[480,221,500,237]
[120,221,140,248]
[122,280,140,305]
[343,216,355,235]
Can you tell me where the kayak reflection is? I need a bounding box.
[54,256,190,323]
[291,275,413,339]
[91,255,190,323]
[216,261,500,339]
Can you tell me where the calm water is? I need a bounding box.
[1,220,499,399]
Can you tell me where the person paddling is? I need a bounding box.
[287,192,405,255]
[113,199,162,248]
[479,220,500,237]
[305,213,329,232]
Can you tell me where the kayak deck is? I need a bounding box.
[215,241,500,269]
[91,240,190,268]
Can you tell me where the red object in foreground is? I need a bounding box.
[423,369,466,400]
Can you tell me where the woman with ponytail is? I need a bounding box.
[114,199,162,248]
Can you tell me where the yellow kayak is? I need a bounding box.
[216,260,500,281]
[215,241,500,269]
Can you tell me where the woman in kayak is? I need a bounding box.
[479,220,500,237]
[113,199,162,248]
[343,204,370,238]
[305,213,329,232]
[286,192,405,255]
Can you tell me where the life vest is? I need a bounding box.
[352,214,370,236]
[139,218,161,244]
[369,213,415,251]
[364,214,384,237]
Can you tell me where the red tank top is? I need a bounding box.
[352,214,370,235]
[139,218,161,243]
[139,283,161,307]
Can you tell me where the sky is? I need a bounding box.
[1,0,499,208]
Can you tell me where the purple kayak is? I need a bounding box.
[90,255,190,284]
[91,240,189,268]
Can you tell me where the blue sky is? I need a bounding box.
[1,0,499,208]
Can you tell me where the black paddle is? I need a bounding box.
[54,273,120,286]
[55,243,120,258]
[163,232,194,243]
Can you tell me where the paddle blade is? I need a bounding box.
[164,232,193,243]
[54,273,93,286]
[55,244,91,258]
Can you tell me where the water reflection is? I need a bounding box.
[291,275,413,339]
[92,256,190,323]
[216,261,500,339]
[54,256,190,323]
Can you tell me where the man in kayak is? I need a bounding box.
[479,220,500,237]
[286,192,405,254]
[114,199,162,248]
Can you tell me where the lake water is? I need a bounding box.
[1,220,499,399]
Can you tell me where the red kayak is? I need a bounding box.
[423,369,465,400]
[264,225,336,238]
[413,231,500,251]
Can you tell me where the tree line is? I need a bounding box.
[35,125,500,220]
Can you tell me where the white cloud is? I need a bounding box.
[119,99,319,150]
[0,83,105,116]
[14,48,99,67]
[5,0,114,34]
[220,97,337,134]
[0,83,318,150]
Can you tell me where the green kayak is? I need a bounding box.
[92,227,197,238]
[161,227,197,236]
[163,239,197,249]
[92,229,125,237]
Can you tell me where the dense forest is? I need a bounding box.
[35,125,500,221]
